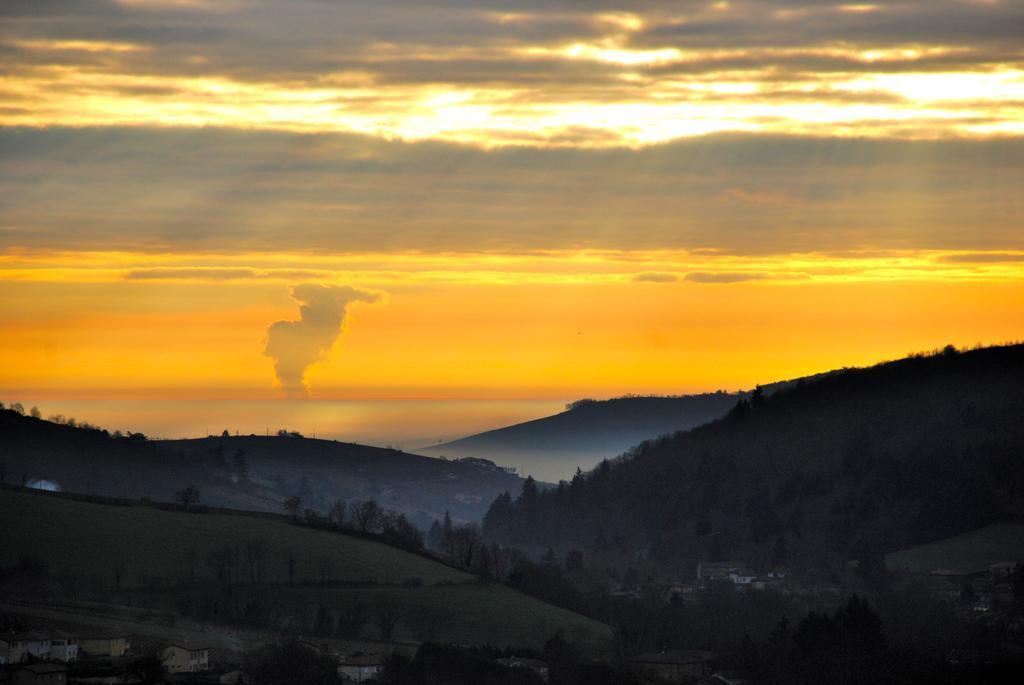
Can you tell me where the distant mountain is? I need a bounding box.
[482,344,1024,572]
[0,411,526,527]
[422,393,746,478]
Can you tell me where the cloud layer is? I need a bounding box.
[2,127,1020,255]
[0,1,1021,143]
[264,283,383,397]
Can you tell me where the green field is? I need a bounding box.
[886,523,1024,574]
[0,489,610,652]
[0,489,468,586]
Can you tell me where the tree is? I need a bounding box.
[351,499,383,533]
[247,641,341,685]
[243,537,271,583]
[376,603,399,642]
[427,520,444,550]
[128,653,166,685]
[328,499,346,527]
[516,476,539,507]
[221,429,230,437]
[29,406,41,419]
[283,496,302,521]
[10,402,24,415]
[175,486,200,510]
[381,512,424,551]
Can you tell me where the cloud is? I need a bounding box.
[684,271,764,284]
[633,271,679,282]
[1,1,1022,143]
[3,128,1021,257]
[263,283,384,397]
[124,267,330,281]
[941,252,1024,263]
[126,267,258,280]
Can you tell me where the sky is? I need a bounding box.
[1,1,1023,431]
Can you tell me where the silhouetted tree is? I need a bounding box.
[351,499,383,533]
[248,641,341,685]
[283,496,302,521]
[328,499,346,527]
[175,486,200,510]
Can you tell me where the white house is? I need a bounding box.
[338,654,385,682]
[160,644,210,673]
[48,633,79,662]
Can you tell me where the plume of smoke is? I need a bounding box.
[264,284,383,397]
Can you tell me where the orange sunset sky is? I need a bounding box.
[1,0,1023,407]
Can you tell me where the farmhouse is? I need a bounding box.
[338,653,385,682]
[79,634,130,658]
[696,562,745,584]
[989,561,1018,579]
[626,650,718,683]
[47,633,78,662]
[8,632,51,663]
[160,644,210,673]
[494,656,550,682]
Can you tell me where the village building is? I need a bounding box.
[338,653,385,682]
[160,644,210,673]
[79,634,131,658]
[989,561,1018,579]
[494,656,550,682]
[8,632,52,663]
[626,650,718,683]
[47,634,78,662]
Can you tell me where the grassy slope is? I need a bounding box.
[0,489,610,651]
[0,489,467,586]
[886,523,1024,574]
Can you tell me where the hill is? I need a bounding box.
[482,344,1024,573]
[886,522,1024,575]
[0,488,610,652]
[0,410,526,526]
[422,393,744,481]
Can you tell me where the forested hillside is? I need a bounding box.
[0,409,525,526]
[483,344,1024,573]
[423,392,745,478]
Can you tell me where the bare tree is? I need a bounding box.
[175,486,200,511]
[328,499,347,527]
[351,499,383,533]
[283,496,302,521]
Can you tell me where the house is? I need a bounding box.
[160,644,210,673]
[338,654,385,682]
[495,656,549,682]
[626,650,718,683]
[697,562,745,584]
[989,561,1019,579]
[47,634,78,662]
[10,664,68,685]
[9,632,51,663]
[79,635,130,658]
[707,671,753,685]
[727,572,756,587]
